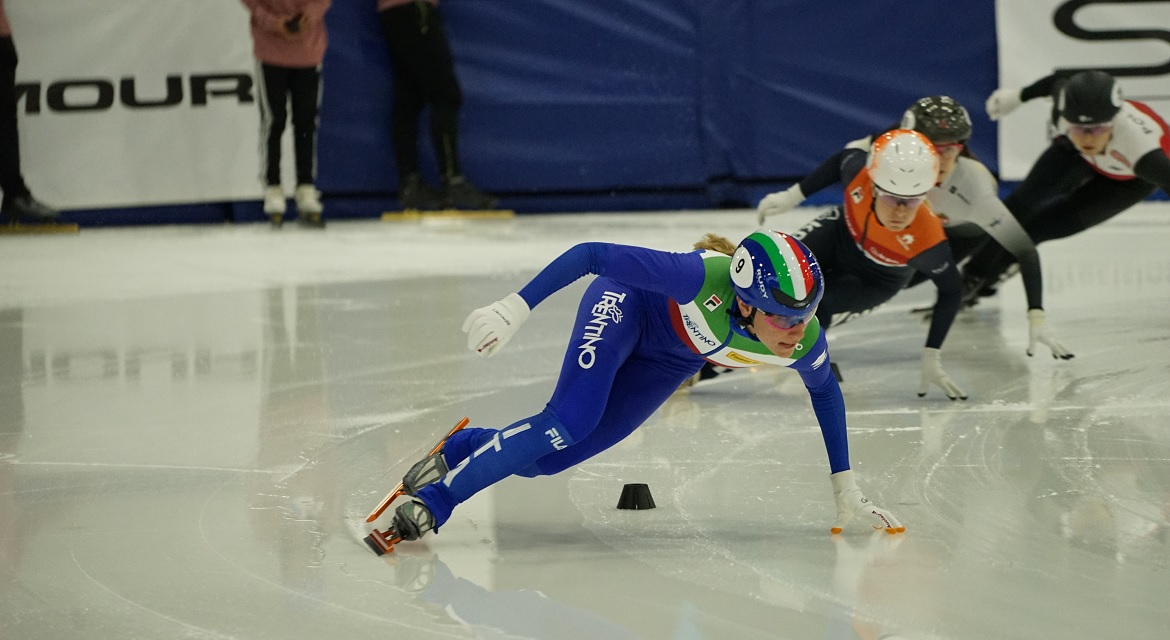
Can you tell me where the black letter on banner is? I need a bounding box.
[1053,0,1170,77]
[190,74,253,106]
[14,82,40,114]
[46,80,115,112]
[121,75,184,109]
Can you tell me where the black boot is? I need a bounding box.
[3,195,58,224]
[441,175,498,210]
[960,274,988,308]
[399,173,442,211]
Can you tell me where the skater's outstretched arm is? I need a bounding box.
[791,329,848,474]
[907,244,968,400]
[950,162,1072,359]
[465,243,707,357]
[908,243,962,352]
[790,329,905,534]
[757,148,868,223]
[985,73,1065,121]
[517,243,705,307]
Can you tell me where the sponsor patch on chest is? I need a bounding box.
[725,351,763,366]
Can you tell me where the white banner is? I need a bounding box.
[7,0,274,209]
[994,0,1170,180]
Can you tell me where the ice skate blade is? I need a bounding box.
[364,529,399,556]
[366,485,405,524]
[381,209,514,221]
[365,417,470,523]
[0,222,79,235]
[363,534,386,556]
[296,215,325,229]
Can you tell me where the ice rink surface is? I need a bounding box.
[2,205,1169,639]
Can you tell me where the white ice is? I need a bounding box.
[1,206,1168,639]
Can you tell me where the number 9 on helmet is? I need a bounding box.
[730,230,824,322]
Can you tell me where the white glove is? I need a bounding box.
[756,184,805,226]
[830,470,905,535]
[985,87,1023,121]
[1027,309,1074,360]
[917,347,967,400]
[461,293,530,357]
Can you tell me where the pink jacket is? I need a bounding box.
[1,0,12,38]
[241,0,331,67]
[377,0,437,12]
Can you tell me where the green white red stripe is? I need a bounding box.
[755,231,815,300]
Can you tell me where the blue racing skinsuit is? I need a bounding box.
[414,242,850,530]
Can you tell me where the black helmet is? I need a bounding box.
[900,96,972,144]
[1058,71,1122,125]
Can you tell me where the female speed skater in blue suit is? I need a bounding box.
[374,230,905,548]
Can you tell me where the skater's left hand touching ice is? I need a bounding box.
[1026,309,1074,360]
[462,293,531,357]
[830,470,905,535]
[918,347,968,400]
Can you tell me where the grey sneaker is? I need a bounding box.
[441,175,498,210]
[392,500,436,541]
[4,195,58,223]
[399,173,442,210]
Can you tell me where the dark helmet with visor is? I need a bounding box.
[900,96,973,144]
[1058,70,1122,125]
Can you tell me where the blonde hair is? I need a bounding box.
[693,233,736,256]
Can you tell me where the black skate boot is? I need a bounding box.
[441,175,498,210]
[3,195,59,224]
[399,173,442,211]
[984,264,1020,296]
[698,363,733,382]
[364,500,436,556]
[959,274,987,308]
